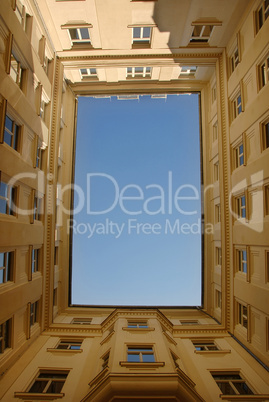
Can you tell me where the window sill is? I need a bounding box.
[47,348,82,353]
[194,349,231,355]
[14,392,64,400]
[122,327,155,332]
[132,43,151,49]
[220,395,269,400]
[120,361,164,368]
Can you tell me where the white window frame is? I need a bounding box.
[232,92,242,120]
[190,24,214,43]
[126,67,151,78]
[237,249,247,274]
[0,177,17,216]
[0,251,13,284]
[132,27,152,44]
[216,247,222,266]
[79,68,97,79]
[127,345,155,363]
[259,54,269,89]
[235,142,244,168]
[236,194,246,219]
[68,27,91,46]
[179,66,197,77]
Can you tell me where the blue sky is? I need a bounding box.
[71,94,202,306]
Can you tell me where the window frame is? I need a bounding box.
[179,66,197,78]
[0,251,14,284]
[236,248,248,274]
[255,0,269,33]
[126,66,152,78]
[0,175,17,216]
[0,318,12,354]
[216,246,222,266]
[68,27,91,47]
[260,119,269,151]
[23,369,69,396]
[56,340,82,351]
[258,54,269,90]
[211,371,254,396]
[231,92,243,120]
[2,113,21,152]
[127,345,155,363]
[215,203,221,224]
[236,194,247,219]
[71,318,92,325]
[190,24,214,43]
[79,68,98,80]
[127,320,148,328]
[132,26,152,47]
[193,340,219,351]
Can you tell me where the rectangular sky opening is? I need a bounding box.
[71,93,202,306]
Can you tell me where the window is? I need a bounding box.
[14,0,31,33]
[190,25,213,43]
[53,288,57,307]
[30,301,39,327]
[236,194,246,219]
[0,179,17,216]
[237,249,247,273]
[258,54,269,89]
[0,251,14,284]
[215,204,221,223]
[235,142,245,168]
[231,47,239,73]
[212,372,254,395]
[39,94,49,122]
[238,302,248,329]
[68,27,91,46]
[193,341,218,351]
[33,196,41,221]
[179,66,197,77]
[26,370,68,394]
[261,120,269,150]
[265,184,269,215]
[213,121,218,141]
[31,248,39,273]
[3,114,21,151]
[180,320,199,325]
[214,161,219,181]
[102,351,110,369]
[80,68,97,79]
[10,51,25,89]
[216,247,222,266]
[127,346,155,362]
[212,85,216,103]
[232,92,242,120]
[35,139,43,169]
[127,321,148,328]
[0,319,11,353]
[56,340,82,350]
[216,290,222,308]
[126,67,151,78]
[132,27,152,46]
[71,318,92,325]
[256,0,269,33]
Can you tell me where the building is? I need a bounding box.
[0,0,269,400]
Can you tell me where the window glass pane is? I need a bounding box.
[142,353,155,362]
[70,344,81,350]
[128,353,140,362]
[80,28,90,40]
[192,25,202,37]
[29,380,47,393]
[216,381,236,395]
[69,29,78,40]
[5,116,13,132]
[143,27,151,38]
[135,67,143,73]
[0,253,4,267]
[47,380,64,393]
[90,68,96,74]
[4,130,12,147]
[0,268,4,284]
[133,27,141,38]
[234,382,253,395]
[203,25,213,37]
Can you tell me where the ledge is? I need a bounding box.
[14,392,64,400]
[119,361,165,368]
[194,349,231,355]
[46,348,82,353]
[220,395,269,400]
[122,326,155,332]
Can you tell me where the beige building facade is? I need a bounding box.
[0,0,269,400]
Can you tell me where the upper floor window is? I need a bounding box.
[24,370,69,395]
[56,340,82,350]
[71,318,92,325]
[212,372,254,395]
[35,137,43,169]
[258,54,269,90]
[31,248,40,273]
[212,85,217,103]
[30,301,39,327]
[0,318,11,353]
[14,0,32,34]
[68,27,91,46]
[238,302,248,329]
[216,290,222,309]
[230,47,239,73]
[132,27,152,46]
[236,194,246,219]
[127,346,155,362]
[216,247,222,266]
[237,249,247,274]
[215,204,221,223]
[10,51,24,88]
[235,142,245,168]
[179,66,197,78]
[0,178,17,216]
[214,161,219,181]
[0,251,14,284]
[256,0,269,33]
[80,68,97,79]
[231,92,242,120]
[193,341,219,351]
[190,24,213,43]
[127,67,151,78]
[261,120,269,150]
[3,114,21,152]
[213,121,218,141]
[127,321,148,328]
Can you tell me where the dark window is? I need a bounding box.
[0,252,14,283]
[28,371,68,394]
[212,373,253,395]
